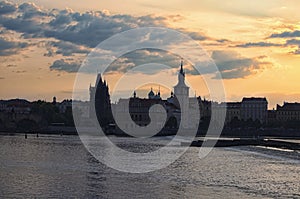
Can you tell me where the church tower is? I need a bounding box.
[174,59,189,128]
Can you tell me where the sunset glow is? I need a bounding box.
[1,0,300,108]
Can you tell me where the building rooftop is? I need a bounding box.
[277,102,300,111]
[242,97,267,102]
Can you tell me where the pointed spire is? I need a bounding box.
[96,73,102,85]
[158,86,160,96]
[180,58,184,75]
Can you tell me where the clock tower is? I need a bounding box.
[174,59,189,128]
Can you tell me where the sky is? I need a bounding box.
[0,0,300,108]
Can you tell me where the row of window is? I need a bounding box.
[277,111,300,115]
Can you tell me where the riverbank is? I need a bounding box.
[182,137,300,151]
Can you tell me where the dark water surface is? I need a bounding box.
[0,134,299,198]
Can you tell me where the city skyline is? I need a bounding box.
[1,1,300,109]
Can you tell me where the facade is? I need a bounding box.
[112,97,170,133]
[276,102,300,121]
[267,109,277,125]
[225,102,241,124]
[240,97,268,123]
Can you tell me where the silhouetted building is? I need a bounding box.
[90,73,113,129]
[111,60,200,135]
[241,97,268,124]
[267,109,277,125]
[225,102,241,124]
[52,96,57,105]
[58,99,72,113]
[0,99,31,114]
[276,102,300,121]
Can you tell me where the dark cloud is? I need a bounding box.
[211,51,273,79]
[235,42,281,48]
[50,59,81,72]
[0,1,276,78]
[285,39,300,46]
[49,12,72,27]
[105,49,274,80]
[18,2,46,19]
[0,3,172,48]
[0,1,17,14]
[216,39,230,43]
[0,2,208,51]
[45,41,90,56]
[0,37,28,56]
[0,16,43,36]
[43,13,172,48]
[269,30,300,38]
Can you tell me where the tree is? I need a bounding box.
[17,119,38,132]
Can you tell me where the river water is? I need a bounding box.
[0,134,299,198]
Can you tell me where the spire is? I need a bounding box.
[180,58,184,76]
[96,73,102,85]
[176,58,186,86]
[158,86,160,96]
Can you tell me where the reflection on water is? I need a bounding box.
[0,134,299,198]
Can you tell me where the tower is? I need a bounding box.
[174,59,189,128]
[90,73,113,129]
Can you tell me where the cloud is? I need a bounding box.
[50,48,275,80]
[289,48,300,55]
[235,42,281,48]
[0,37,28,56]
[184,31,208,41]
[285,39,300,54]
[44,41,90,56]
[269,30,300,38]
[211,51,274,79]
[15,70,26,73]
[0,1,17,14]
[0,3,174,48]
[0,1,276,78]
[18,2,46,19]
[50,59,81,72]
[285,39,300,46]
[7,64,17,67]
[0,2,208,51]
